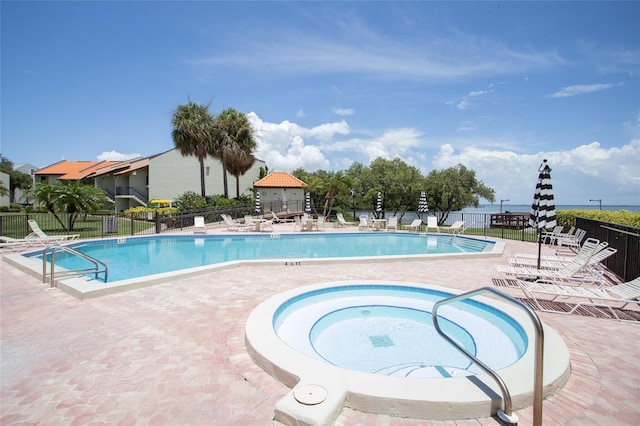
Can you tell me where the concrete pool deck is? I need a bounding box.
[1,223,639,425]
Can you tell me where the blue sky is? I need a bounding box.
[2,1,639,205]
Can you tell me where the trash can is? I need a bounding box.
[102,216,118,233]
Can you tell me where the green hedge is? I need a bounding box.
[557,209,640,229]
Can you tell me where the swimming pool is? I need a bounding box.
[246,281,571,423]
[10,233,503,298]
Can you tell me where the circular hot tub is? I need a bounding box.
[245,281,571,423]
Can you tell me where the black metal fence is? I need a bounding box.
[576,217,640,282]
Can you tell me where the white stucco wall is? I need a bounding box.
[148,149,265,200]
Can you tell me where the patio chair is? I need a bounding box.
[556,228,586,254]
[358,215,370,231]
[193,216,207,234]
[386,217,398,232]
[548,226,576,245]
[407,218,423,232]
[516,277,640,322]
[509,238,606,269]
[26,219,79,242]
[314,216,326,231]
[260,219,274,232]
[221,214,245,231]
[541,225,563,244]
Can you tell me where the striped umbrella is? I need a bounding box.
[305,192,311,214]
[255,191,261,214]
[376,192,383,217]
[418,191,429,219]
[529,159,556,269]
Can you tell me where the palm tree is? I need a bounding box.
[171,102,216,197]
[213,108,257,198]
[320,171,352,218]
[225,144,255,198]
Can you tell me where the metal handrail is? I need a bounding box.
[432,286,544,426]
[42,245,108,287]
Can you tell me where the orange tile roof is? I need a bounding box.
[253,171,307,188]
[36,160,121,180]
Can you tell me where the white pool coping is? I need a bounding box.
[2,234,505,299]
[245,281,571,424]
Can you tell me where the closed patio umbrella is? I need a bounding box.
[376,192,382,217]
[418,191,429,220]
[529,159,556,269]
[255,191,261,215]
[305,192,311,214]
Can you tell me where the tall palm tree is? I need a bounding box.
[213,108,257,198]
[171,102,215,197]
[225,144,255,198]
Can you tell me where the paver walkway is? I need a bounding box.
[1,230,639,425]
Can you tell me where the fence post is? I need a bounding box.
[155,212,161,234]
[130,213,135,236]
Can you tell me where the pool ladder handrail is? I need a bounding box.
[42,244,108,287]
[432,286,544,426]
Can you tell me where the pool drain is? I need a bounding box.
[293,384,327,405]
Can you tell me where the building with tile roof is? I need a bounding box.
[34,150,266,212]
[254,171,308,213]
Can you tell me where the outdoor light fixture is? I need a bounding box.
[589,199,602,210]
[500,199,510,213]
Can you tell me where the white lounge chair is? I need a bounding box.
[221,214,245,231]
[517,277,640,322]
[407,218,423,232]
[426,216,439,232]
[496,254,605,286]
[336,212,353,227]
[541,225,563,244]
[193,216,207,234]
[314,216,326,231]
[439,220,466,234]
[386,217,398,232]
[27,219,79,243]
[509,238,607,269]
[0,236,36,253]
[260,219,274,232]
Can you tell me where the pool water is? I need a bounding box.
[273,285,527,378]
[30,233,494,283]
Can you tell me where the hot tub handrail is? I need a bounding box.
[432,286,544,426]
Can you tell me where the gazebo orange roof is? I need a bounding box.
[254,171,307,188]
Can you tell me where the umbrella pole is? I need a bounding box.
[537,229,543,270]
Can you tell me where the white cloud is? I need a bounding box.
[246,112,639,204]
[97,151,141,161]
[296,109,306,118]
[548,82,624,98]
[333,107,354,116]
[456,100,473,110]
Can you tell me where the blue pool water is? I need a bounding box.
[29,233,494,283]
[273,284,527,377]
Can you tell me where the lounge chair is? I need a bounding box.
[221,214,245,231]
[516,277,640,322]
[426,216,439,232]
[270,211,293,223]
[548,226,575,245]
[0,236,36,253]
[509,238,606,269]
[293,215,302,232]
[27,219,79,242]
[336,212,353,227]
[407,218,423,232]
[496,254,605,286]
[193,216,207,234]
[386,217,398,232]
[510,246,617,272]
[438,220,466,234]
